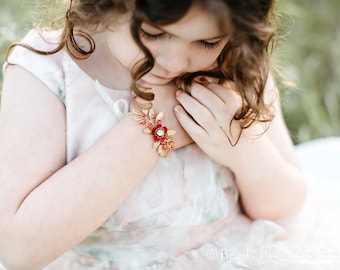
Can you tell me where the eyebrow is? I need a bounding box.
[141,22,228,41]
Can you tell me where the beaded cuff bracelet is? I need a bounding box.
[132,109,176,157]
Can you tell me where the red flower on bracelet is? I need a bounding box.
[132,109,176,157]
[152,124,168,141]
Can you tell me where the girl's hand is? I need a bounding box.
[174,81,264,166]
[175,79,307,220]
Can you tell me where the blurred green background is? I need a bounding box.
[0,0,339,144]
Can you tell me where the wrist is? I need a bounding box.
[131,108,176,157]
[227,127,271,172]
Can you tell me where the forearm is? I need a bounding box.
[0,115,158,270]
[230,134,307,220]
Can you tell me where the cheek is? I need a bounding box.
[192,52,220,71]
[106,33,144,70]
[116,45,144,69]
[122,50,144,69]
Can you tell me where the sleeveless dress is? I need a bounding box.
[2,30,340,270]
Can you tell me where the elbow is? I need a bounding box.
[0,252,28,270]
[276,175,308,220]
[0,224,24,270]
[244,172,308,221]
[0,260,28,270]
[0,217,64,270]
[0,212,51,269]
[279,171,309,219]
[0,250,46,270]
[0,235,47,270]
[0,244,33,270]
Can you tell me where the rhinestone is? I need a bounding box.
[156,128,165,137]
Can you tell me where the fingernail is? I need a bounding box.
[174,105,182,113]
[176,89,183,97]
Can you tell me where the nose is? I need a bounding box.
[155,49,190,74]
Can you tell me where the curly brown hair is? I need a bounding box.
[7,0,278,136]
[130,0,278,131]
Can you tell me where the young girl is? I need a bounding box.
[0,0,339,269]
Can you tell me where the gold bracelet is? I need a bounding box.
[132,108,176,157]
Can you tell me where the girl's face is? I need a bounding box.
[105,4,228,86]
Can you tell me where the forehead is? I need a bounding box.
[159,4,226,40]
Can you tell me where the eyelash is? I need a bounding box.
[139,29,222,50]
[201,40,222,50]
[139,29,163,41]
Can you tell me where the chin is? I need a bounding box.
[140,77,175,86]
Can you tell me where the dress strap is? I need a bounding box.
[94,80,129,120]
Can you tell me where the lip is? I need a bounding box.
[151,73,175,80]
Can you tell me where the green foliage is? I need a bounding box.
[0,0,64,70]
[274,0,340,142]
[0,0,34,66]
[0,0,339,143]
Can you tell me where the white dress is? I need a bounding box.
[1,29,340,270]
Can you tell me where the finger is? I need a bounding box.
[175,91,217,135]
[190,82,242,127]
[175,93,240,150]
[189,82,224,108]
[203,81,242,115]
[174,104,209,142]
[175,76,219,92]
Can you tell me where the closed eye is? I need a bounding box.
[140,28,164,40]
[140,26,226,51]
[200,40,223,50]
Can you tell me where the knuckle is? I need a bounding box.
[222,80,235,89]
[190,83,206,98]
[221,105,232,116]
